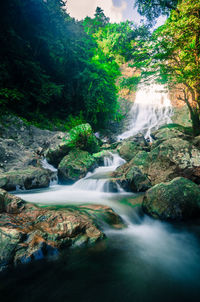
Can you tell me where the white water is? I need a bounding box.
[118,83,173,141]
[12,87,200,295]
[41,158,58,186]
[72,152,126,193]
[15,153,200,286]
[17,153,127,203]
[41,158,57,172]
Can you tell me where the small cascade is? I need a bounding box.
[41,158,57,172]
[73,152,126,193]
[118,83,173,141]
[41,158,58,186]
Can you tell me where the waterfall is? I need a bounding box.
[118,83,173,141]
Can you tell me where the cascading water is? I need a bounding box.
[12,151,200,302]
[70,152,125,193]
[118,83,173,141]
[41,158,58,186]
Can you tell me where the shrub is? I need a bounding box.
[65,123,100,154]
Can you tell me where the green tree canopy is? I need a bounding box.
[0,0,121,130]
[135,0,178,23]
[132,0,200,135]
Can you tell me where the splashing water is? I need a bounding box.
[41,158,57,172]
[118,84,173,141]
[72,152,126,192]
[41,158,58,186]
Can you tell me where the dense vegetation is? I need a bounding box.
[0,0,118,130]
[0,0,199,135]
[134,0,200,135]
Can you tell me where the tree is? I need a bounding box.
[0,0,120,129]
[135,0,178,23]
[135,0,200,135]
[94,7,110,27]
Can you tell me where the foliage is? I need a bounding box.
[119,76,141,91]
[135,0,178,23]
[154,0,200,135]
[83,16,150,64]
[0,0,120,130]
[64,112,86,131]
[65,123,100,154]
[132,0,200,135]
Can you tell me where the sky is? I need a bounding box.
[66,0,166,26]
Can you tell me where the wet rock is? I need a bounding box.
[58,149,97,184]
[0,190,124,270]
[46,142,71,167]
[93,151,113,166]
[112,165,151,193]
[80,204,125,229]
[123,126,200,185]
[142,177,200,221]
[0,167,52,191]
[151,125,192,146]
[147,137,200,184]
[117,134,148,161]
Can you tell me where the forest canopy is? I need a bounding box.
[0,0,147,130]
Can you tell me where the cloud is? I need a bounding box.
[66,0,127,23]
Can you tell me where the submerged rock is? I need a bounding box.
[142,177,200,221]
[0,189,124,271]
[58,149,97,184]
[0,167,52,191]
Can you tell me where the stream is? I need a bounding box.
[1,85,200,302]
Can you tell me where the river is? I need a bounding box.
[1,85,200,302]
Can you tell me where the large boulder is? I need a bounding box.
[58,149,97,184]
[0,167,52,191]
[112,164,151,193]
[123,126,200,185]
[46,123,100,167]
[0,189,124,271]
[46,141,71,167]
[151,125,192,145]
[0,115,66,180]
[142,177,200,221]
[66,123,100,154]
[117,134,148,162]
[147,137,200,184]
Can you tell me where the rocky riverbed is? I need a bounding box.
[1,115,200,272]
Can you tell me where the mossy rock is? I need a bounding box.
[93,150,113,166]
[0,168,52,191]
[58,149,97,184]
[113,164,151,193]
[142,177,200,221]
[46,142,71,167]
[66,123,100,154]
[118,141,142,161]
[46,124,100,167]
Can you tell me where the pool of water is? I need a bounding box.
[1,153,200,302]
